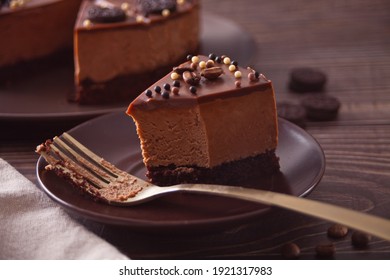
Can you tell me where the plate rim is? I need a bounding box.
[35,113,326,231]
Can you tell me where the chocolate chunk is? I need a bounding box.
[289,67,327,93]
[315,243,335,258]
[327,224,349,238]
[277,102,306,127]
[351,231,372,248]
[301,95,341,121]
[87,5,127,23]
[281,243,301,259]
[138,0,176,15]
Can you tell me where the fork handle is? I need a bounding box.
[176,184,390,241]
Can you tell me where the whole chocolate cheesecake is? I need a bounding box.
[74,0,200,104]
[127,54,280,186]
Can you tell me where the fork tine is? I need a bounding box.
[49,141,108,189]
[62,133,130,178]
[37,142,108,201]
[54,135,116,183]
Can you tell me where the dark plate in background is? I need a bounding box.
[36,112,325,233]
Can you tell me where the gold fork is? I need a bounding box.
[36,133,390,241]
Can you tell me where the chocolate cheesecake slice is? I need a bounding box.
[74,0,199,104]
[127,54,279,186]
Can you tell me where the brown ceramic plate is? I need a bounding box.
[36,112,325,233]
[0,13,256,122]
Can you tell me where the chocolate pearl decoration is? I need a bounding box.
[223,57,231,65]
[208,53,216,60]
[172,80,180,87]
[248,72,257,81]
[145,89,153,97]
[154,85,161,93]
[170,72,180,80]
[215,56,222,63]
[199,61,207,69]
[231,60,238,66]
[281,243,301,259]
[163,83,171,90]
[186,54,193,61]
[171,87,179,95]
[162,91,170,99]
[206,60,215,68]
[189,86,197,94]
[229,65,236,72]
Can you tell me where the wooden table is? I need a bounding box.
[1,0,390,259]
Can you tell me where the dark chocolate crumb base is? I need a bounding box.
[146,150,280,187]
[0,49,73,87]
[76,64,175,104]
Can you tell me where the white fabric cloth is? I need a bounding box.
[0,158,128,260]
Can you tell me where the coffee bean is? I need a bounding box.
[315,243,335,258]
[289,67,327,93]
[351,231,372,248]
[87,5,126,23]
[327,224,349,238]
[281,243,301,259]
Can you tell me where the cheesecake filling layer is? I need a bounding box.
[131,87,278,169]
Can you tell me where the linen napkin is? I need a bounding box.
[0,158,128,260]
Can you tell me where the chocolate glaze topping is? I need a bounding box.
[128,54,273,111]
[77,0,198,30]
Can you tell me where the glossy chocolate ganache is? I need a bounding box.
[128,54,273,110]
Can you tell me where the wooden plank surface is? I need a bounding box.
[1,0,390,259]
